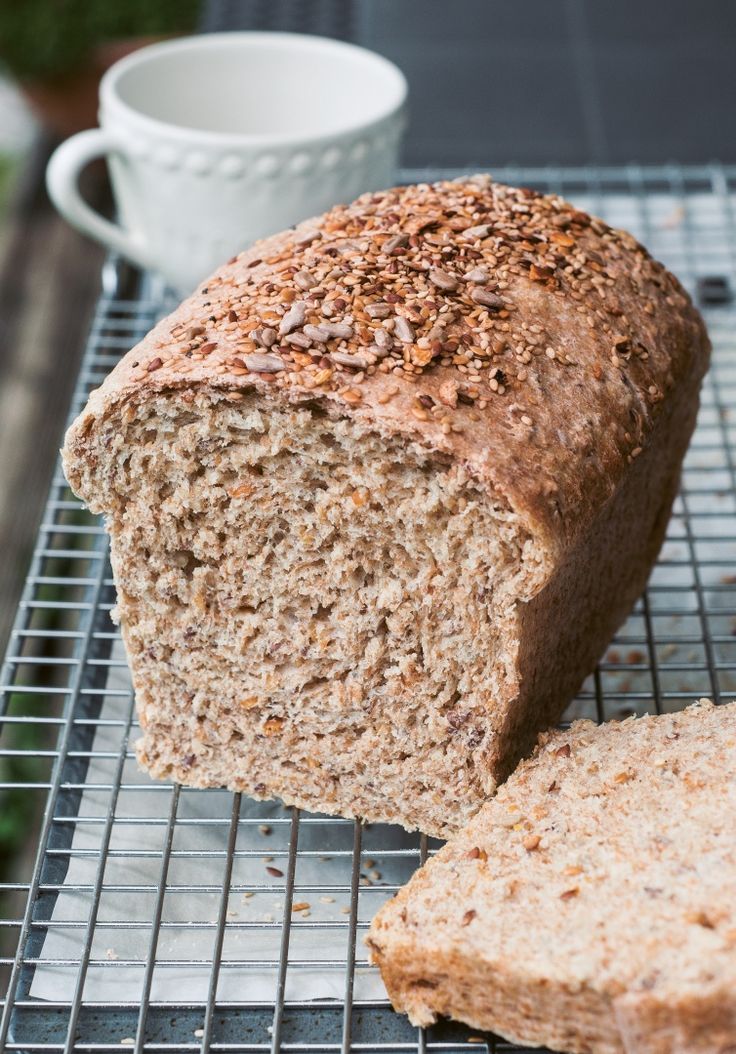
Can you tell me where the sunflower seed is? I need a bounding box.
[323,321,354,340]
[331,351,369,369]
[383,232,409,254]
[471,288,505,310]
[244,353,284,373]
[294,229,321,246]
[429,267,458,291]
[463,224,491,239]
[367,343,390,359]
[394,316,415,343]
[373,327,393,350]
[365,302,391,319]
[427,322,448,341]
[251,327,278,348]
[294,270,317,290]
[284,331,312,349]
[464,267,489,283]
[279,302,307,336]
[303,323,330,343]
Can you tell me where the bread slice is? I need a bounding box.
[367,700,736,1053]
[62,176,709,838]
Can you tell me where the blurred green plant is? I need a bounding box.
[0,0,200,81]
[0,153,19,211]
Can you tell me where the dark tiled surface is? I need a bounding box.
[203,0,736,165]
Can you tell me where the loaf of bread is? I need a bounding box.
[62,176,709,838]
[367,699,736,1053]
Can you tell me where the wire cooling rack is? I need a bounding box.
[2,164,736,1054]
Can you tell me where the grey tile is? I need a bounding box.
[202,0,736,164]
[359,0,588,165]
[588,1,736,162]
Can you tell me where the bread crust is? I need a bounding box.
[63,176,709,555]
[62,176,710,835]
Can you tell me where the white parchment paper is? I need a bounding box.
[29,643,410,1004]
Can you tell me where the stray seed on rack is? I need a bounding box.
[266,865,283,877]
[259,824,272,835]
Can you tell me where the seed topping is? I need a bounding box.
[144,175,684,458]
[244,353,284,373]
[394,316,415,343]
[279,301,307,336]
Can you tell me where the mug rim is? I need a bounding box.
[100,31,408,147]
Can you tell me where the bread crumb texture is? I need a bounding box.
[367,699,736,1053]
[62,176,709,837]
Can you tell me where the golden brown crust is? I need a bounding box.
[63,175,709,552]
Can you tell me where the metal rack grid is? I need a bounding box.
[2,164,736,1054]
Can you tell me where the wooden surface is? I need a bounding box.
[0,139,106,655]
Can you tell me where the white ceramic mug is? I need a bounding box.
[46,32,407,293]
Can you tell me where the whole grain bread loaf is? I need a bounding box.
[367,699,736,1054]
[62,176,709,838]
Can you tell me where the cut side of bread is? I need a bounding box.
[89,390,530,832]
[63,176,709,838]
[367,700,736,1053]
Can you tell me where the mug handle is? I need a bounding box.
[46,129,155,271]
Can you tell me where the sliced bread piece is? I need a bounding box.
[367,699,736,1053]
